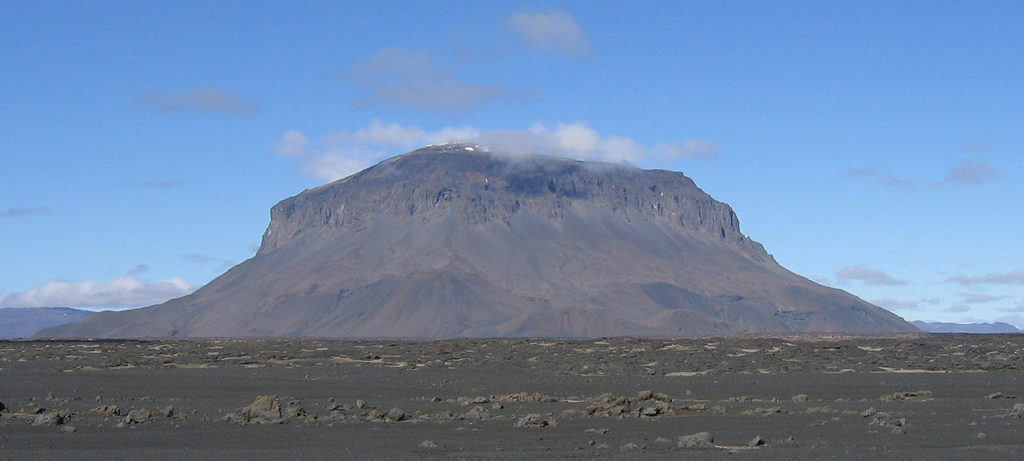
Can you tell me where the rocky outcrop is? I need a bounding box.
[38,144,917,338]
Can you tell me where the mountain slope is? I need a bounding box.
[39,144,916,338]
[0,307,95,339]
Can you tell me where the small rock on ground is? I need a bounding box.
[678,432,715,449]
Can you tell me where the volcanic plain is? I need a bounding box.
[2,334,1023,460]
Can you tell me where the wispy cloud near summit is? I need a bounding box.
[273,120,719,182]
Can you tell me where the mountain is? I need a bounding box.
[912,321,1021,334]
[38,144,917,338]
[0,307,95,339]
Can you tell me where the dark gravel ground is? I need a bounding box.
[1,333,1022,460]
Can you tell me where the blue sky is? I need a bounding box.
[2,1,1022,327]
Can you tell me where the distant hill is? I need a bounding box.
[912,321,1021,334]
[0,307,95,339]
[39,144,917,338]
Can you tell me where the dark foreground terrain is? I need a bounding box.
[2,334,1022,460]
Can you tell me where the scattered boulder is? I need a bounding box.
[61,425,77,433]
[122,408,156,425]
[986,392,1016,399]
[1012,403,1024,418]
[283,401,305,420]
[868,411,908,433]
[32,409,69,426]
[0,401,6,413]
[560,408,585,419]
[677,432,715,449]
[744,406,784,417]
[419,440,440,448]
[464,405,488,420]
[91,405,121,417]
[235,395,283,424]
[385,407,406,422]
[748,435,765,447]
[457,396,490,406]
[514,413,555,428]
[620,442,642,451]
[879,391,932,402]
[587,394,631,417]
[791,394,809,402]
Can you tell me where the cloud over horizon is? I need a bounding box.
[947,268,1024,285]
[273,120,719,182]
[505,10,591,57]
[836,265,907,286]
[0,277,194,309]
[871,297,919,311]
[138,87,260,115]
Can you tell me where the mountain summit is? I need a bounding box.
[40,144,916,338]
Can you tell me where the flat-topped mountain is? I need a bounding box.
[39,144,916,338]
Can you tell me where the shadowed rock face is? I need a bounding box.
[38,144,917,338]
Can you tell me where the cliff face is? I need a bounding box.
[39,144,917,338]
[260,145,769,262]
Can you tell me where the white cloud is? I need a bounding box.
[505,10,591,57]
[274,120,718,182]
[936,159,1003,186]
[960,293,1007,303]
[835,265,907,286]
[273,130,310,158]
[0,277,194,308]
[944,304,971,313]
[552,122,599,155]
[138,87,259,115]
[655,140,721,160]
[947,268,1024,285]
[1,206,53,218]
[872,298,919,311]
[843,167,915,189]
[344,48,513,114]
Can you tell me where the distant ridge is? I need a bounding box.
[912,321,1021,334]
[0,307,95,339]
[39,144,917,338]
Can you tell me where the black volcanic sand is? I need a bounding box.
[2,334,1022,460]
